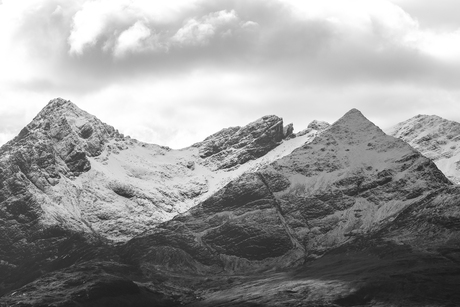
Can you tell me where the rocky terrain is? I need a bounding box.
[388,114,460,184]
[1,100,460,306]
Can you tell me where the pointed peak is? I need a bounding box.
[340,108,366,119]
[24,98,123,147]
[333,108,371,126]
[327,108,385,141]
[32,98,97,126]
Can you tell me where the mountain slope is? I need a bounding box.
[104,109,458,307]
[387,114,460,184]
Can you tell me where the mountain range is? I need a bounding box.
[0,98,459,307]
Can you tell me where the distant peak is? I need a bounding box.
[412,114,443,121]
[391,114,451,129]
[387,113,460,139]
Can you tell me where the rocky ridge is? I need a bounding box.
[0,98,323,243]
[387,114,460,184]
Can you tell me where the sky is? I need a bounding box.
[0,0,459,148]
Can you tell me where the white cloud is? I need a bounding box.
[172,10,239,46]
[68,0,136,55]
[284,0,460,62]
[418,29,460,60]
[172,19,215,46]
[113,21,152,57]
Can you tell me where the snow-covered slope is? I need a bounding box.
[387,114,460,184]
[0,98,328,242]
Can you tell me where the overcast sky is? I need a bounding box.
[0,0,459,148]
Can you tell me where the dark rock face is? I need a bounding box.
[194,115,286,170]
[283,123,294,139]
[202,221,292,261]
[122,172,299,273]
[0,260,180,307]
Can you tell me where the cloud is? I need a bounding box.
[389,0,460,31]
[172,10,240,46]
[113,21,153,57]
[1,0,460,148]
[68,0,131,55]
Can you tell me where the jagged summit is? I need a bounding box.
[25,98,123,146]
[4,98,127,181]
[412,114,443,121]
[35,98,90,121]
[43,97,73,109]
[388,114,460,140]
[296,120,330,137]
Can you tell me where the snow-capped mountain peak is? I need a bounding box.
[387,114,460,183]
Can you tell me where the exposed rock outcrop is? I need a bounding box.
[283,123,294,139]
[297,120,330,136]
[193,115,286,170]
